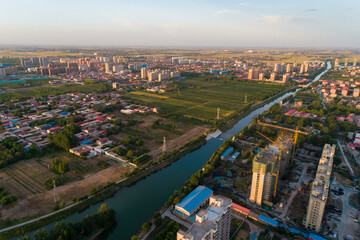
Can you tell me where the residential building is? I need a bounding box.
[259,73,264,81]
[141,67,147,79]
[286,64,292,73]
[248,69,258,80]
[282,74,290,83]
[0,67,6,79]
[304,144,335,232]
[249,135,292,206]
[270,72,276,81]
[177,194,232,240]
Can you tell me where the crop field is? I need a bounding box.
[0,160,55,198]
[125,78,287,121]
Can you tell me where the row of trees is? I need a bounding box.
[21,203,116,240]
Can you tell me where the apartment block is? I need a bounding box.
[304,144,335,232]
[177,195,232,240]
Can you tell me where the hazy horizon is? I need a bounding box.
[1,0,359,48]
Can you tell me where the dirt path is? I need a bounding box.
[147,125,208,160]
[1,164,131,221]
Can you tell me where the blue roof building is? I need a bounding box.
[289,228,308,238]
[258,215,279,227]
[175,186,213,216]
[308,233,327,240]
[80,140,92,145]
[221,147,234,160]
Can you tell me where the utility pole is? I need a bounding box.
[217,108,220,120]
[162,137,167,154]
[53,180,58,203]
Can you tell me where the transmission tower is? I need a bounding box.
[244,94,247,103]
[217,108,220,120]
[53,180,59,203]
[162,137,167,154]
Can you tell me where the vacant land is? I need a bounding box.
[1,163,131,220]
[0,160,55,198]
[0,79,51,91]
[125,78,286,122]
[0,82,111,103]
[109,114,209,161]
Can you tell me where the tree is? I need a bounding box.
[131,236,140,240]
[142,221,152,232]
[51,158,69,174]
[48,130,78,151]
[34,228,49,240]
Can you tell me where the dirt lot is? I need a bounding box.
[1,163,131,221]
[146,125,208,160]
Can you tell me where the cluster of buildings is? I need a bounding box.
[304,144,335,232]
[246,61,325,83]
[249,134,293,206]
[334,58,358,69]
[320,79,360,98]
[0,92,159,164]
[141,68,181,82]
[175,186,232,240]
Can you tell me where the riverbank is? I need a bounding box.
[133,62,331,240]
[0,135,207,239]
[219,86,298,134]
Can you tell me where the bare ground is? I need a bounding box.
[147,125,208,160]
[1,164,131,221]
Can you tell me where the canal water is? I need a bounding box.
[17,62,331,240]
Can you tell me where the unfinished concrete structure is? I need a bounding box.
[249,134,293,206]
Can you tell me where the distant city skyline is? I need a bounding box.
[1,0,360,48]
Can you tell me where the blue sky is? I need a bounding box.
[0,0,359,48]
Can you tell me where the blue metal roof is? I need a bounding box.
[308,233,326,240]
[289,228,308,238]
[80,140,92,145]
[258,215,279,227]
[175,186,213,215]
[232,152,240,158]
[221,147,234,157]
[279,224,288,230]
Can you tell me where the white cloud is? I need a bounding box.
[252,15,305,24]
[214,9,239,16]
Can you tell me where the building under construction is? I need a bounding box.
[249,134,293,206]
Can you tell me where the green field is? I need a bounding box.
[124,77,287,122]
[0,82,112,103]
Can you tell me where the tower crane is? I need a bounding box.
[256,131,289,197]
[257,121,308,164]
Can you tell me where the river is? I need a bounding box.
[16,61,331,240]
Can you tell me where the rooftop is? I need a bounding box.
[175,185,213,215]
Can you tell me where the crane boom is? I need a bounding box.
[257,121,308,135]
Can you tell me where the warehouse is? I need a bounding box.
[175,185,213,217]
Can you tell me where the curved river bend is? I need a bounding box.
[20,61,331,240]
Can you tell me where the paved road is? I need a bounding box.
[0,200,82,233]
[331,180,359,240]
[280,163,308,221]
[232,213,262,240]
[337,140,355,176]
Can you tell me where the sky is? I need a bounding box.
[0,0,359,48]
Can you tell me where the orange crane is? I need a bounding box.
[256,131,289,197]
[257,121,308,164]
